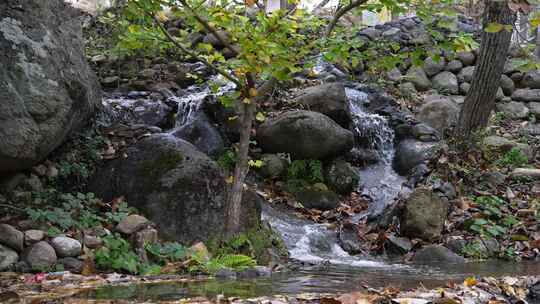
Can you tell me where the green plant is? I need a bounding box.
[495,147,528,168]
[191,254,256,274]
[467,195,520,239]
[146,242,188,263]
[95,234,142,274]
[217,149,237,171]
[105,200,137,225]
[287,160,323,183]
[461,241,489,260]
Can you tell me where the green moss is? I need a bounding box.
[140,152,184,180]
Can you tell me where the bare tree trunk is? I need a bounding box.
[455,0,515,138]
[536,25,540,58]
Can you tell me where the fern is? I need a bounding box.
[196,254,257,274]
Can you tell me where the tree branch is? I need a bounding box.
[324,0,368,38]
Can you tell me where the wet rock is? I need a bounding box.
[324,159,360,195]
[499,74,515,96]
[215,268,237,279]
[432,71,459,95]
[89,134,261,243]
[107,98,175,129]
[511,89,540,102]
[254,266,272,277]
[423,57,446,77]
[338,225,362,254]
[459,82,470,95]
[411,124,440,142]
[257,110,354,160]
[417,96,459,133]
[83,235,103,249]
[295,83,351,128]
[401,188,448,241]
[23,241,57,271]
[457,66,475,83]
[385,234,412,255]
[236,267,259,279]
[172,112,225,158]
[0,224,24,252]
[57,257,83,274]
[259,154,288,179]
[527,102,540,119]
[0,244,18,271]
[0,0,100,173]
[456,51,475,66]
[405,67,431,91]
[24,230,45,246]
[523,70,540,89]
[394,139,440,175]
[50,236,82,258]
[445,237,466,254]
[412,245,466,264]
[295,188,340,211]
[496,101,529,119]
[116,215,150,235]
[445,60,463,73]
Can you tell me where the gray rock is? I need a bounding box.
[496,101,530,119]
[398,82,417,96]
[116,215,150,235]
[101,76,120,87]
[511,89,540,102]
[202,30,230,48]
[405,67,431,91]
[445,60,463,73]
[401,188,448,241]
[511,71,523,84]
[50,236,82,257]
[499,74,515,96]
[254,266,272,277]
[57,257,83,274]
[24,230,45,246]
[0,0,100,173]
[457,66,475,83]
[412,245,466,264]
[423,57,446,77]
[338,225,362,254]
[23,241,57,271]
[449,95,465,104]
[417,96,460,133]
[386,67,402,82]
[411,123,440,142]
[496,87,505,101]
[385,234,412,255]
[324,159,359,194]
[446,237,466,254]
[523,70,540,89]
[382,27,400,37]
[257,110,354,160]
[483,135,516,153]
[459,82,470,95]
[480,171,507,188]
[456,51,475,66]
[394,139,440,175]
[89,134,261,244]
[0,244,18,271]
[432,71,459,95]
[259,154,288,179]
[358,27,382,40]
[526,102,540,119]
[215,267,237,279]
[172,112,225,158]
[83,235,103,249]
[295,188,340,211]
[0,224,23,252]
[294,83,351,127]
[108,98,174,128]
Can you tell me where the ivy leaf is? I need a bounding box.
[484,22,504,33]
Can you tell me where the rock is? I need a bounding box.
[133,228,158,264]
[401,188,448,241]
[423,57,446,77]
[324,159,359,194]
[257,110,354,160]
[0,0,100,173]
[24,230,45,246]
[23,241,57,271]
[480,171,507,188]
[101,76,120,87]
[446,237,466,254]
[523,70,540,89]
[0,244,18,271]
[511,89,540,102]
[215,268,237,279]
[116,215,150,235]
[456,51,475,66]
[526,102,540,119]
[358,27,382,40]
[496,101,529,119]
[417,96,460,133]
[236,267,259,279]
[405,67,431,91]
[412,123,440,142]
[259,154,288,179]
[412,245,466,264]
[394,139,440,175]
[295,188,340,211]
[432,71,459,95]
[511,71,523,84]
[50,236,82,258]
[382,27,400,37]
[511,168,540,180]
[83,235,103,249]
[338,225,362,254]
[57,257,83,273]
[294,83,351,127]
[386,67,402,82]
[172,112,225,158]
[483,135,515,153]
[190,242,210,262]
[202,30,230,48]
[445,60,463,73]
[457,66,475,83]
[0,224,23,252]
[254,266,272,277]
[398,82,417,95]
[89,134,261,243]
[499,74,515,96]
[108,98,174,129]
[459,82,470,95]
[496,87,505,101]
[384,234,412,255]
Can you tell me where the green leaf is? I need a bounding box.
[485,22,504,33]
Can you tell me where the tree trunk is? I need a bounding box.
[455,0,515,138]
[536,25,540,58]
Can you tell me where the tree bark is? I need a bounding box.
[455,0,515,138]
[536,25,540,58]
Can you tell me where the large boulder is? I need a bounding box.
[295,83,351,128]
[400,188,448,241]
[432,71,459,95]
[23,241,57,270]
[512,89,540,102]
[89,134,261,243]
[257,110,354,160]
[499,74,515,96]
[172,112,225,158]
[417,96,460,133]
[523,70,540,89]
[0,244,18,271]
[0,0,100,172]
[394,139,440,175]
[456,51,475,66]
[0,224,23,252]
[457,66,475,83]
[324,159,360,194]
[496,101,530,120]
[423,57,446,77]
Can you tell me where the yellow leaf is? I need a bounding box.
[226,176,234,184]
[256,112,266,122]
[249,88,258,97]
[464,276,477,287]
[243,98,251,104]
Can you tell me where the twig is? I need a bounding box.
[324,0,368,38]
